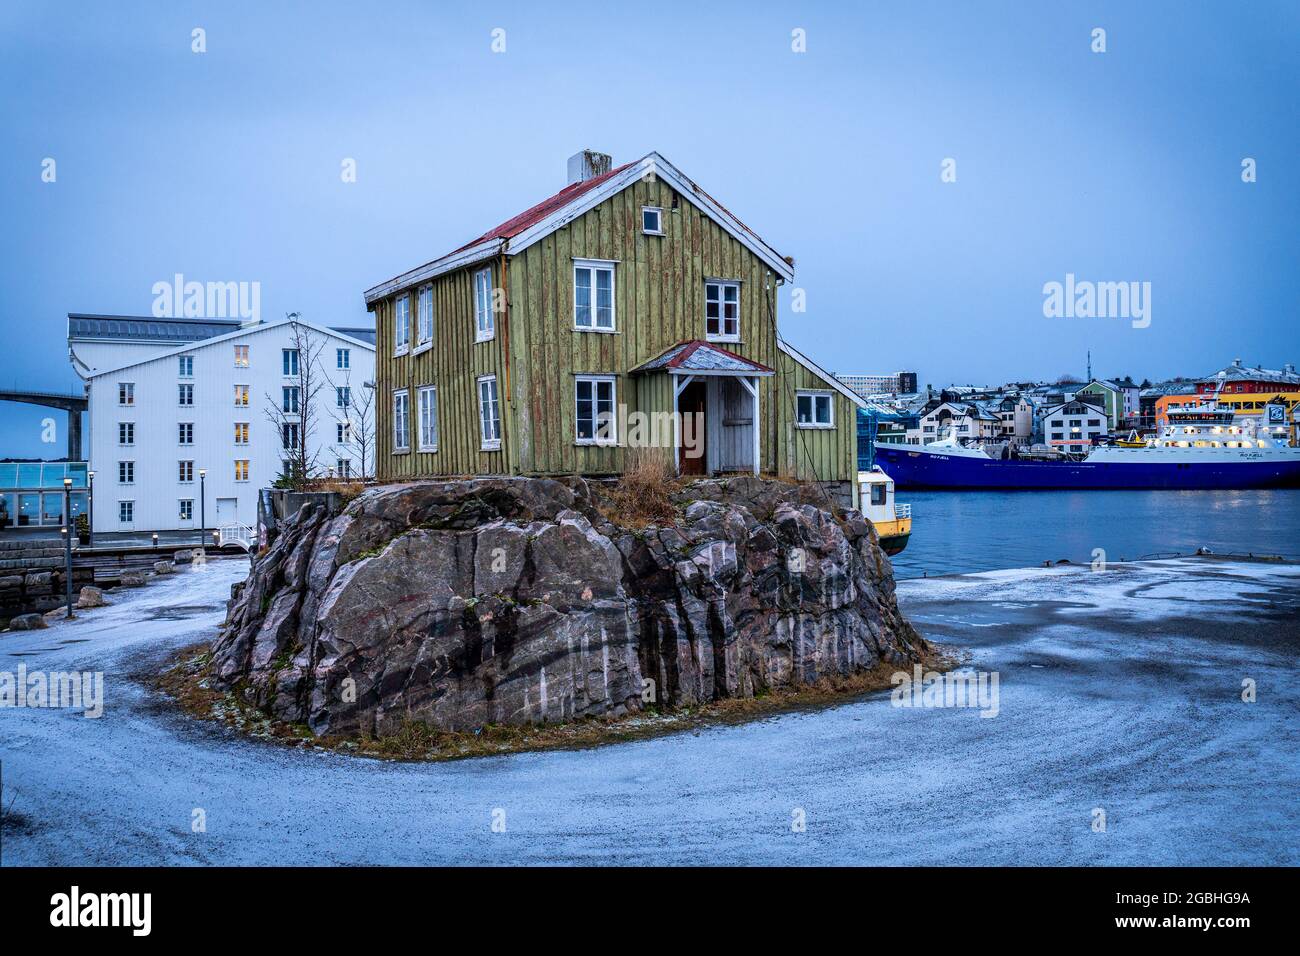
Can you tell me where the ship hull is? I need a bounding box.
[875,444,1300,490]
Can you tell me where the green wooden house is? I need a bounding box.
[364,150,866,507]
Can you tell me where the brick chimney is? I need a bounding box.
[567,150,612,186]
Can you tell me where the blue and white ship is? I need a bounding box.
[875,405,1300,490]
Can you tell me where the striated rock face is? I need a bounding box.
[209,476,928,736]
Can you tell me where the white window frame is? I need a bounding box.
[118,382,134,406]
[282,386,300,414]
[282,348,300,377]
[178,355,193,377]
[641,206,664,235]
[336,347,350,370]
[118,460,134,484]
[474,267,495,342]
[178,460,194,483]
[392,389,410,453]
[394,294,411,355]
[234,384,250,407]
[178,499,194,522]
[282,421,301,451]
[417,385,439,452]
[705,280,741,342]
[336,421,350,444]
[178,422,194,445]
[234,421,250,445]
[574,375,618,446]
[573,258,616,332]
[234,459,250,482]
[336,386,351,408]
[795,390,835,429]
[118,422,134,446]
[477,375,501,450]
[178,383,194,406]
[234,344,249,368]
[118,500,134,524]
[416,284,434,350]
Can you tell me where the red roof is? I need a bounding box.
[630,339,775,374]
[451,162,635,255]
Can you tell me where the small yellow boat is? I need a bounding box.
[858,467,911,556]
[1114,429,1148,448]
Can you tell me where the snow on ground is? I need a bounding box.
[1,556,1296,866]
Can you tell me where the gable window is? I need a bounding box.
[474,268,495,342]
[392,389,410,452]
[477,375,501,449]
[118,422,134,445]
[417,285,434,347]
[179,460,194,483]
[178,422,194,445]
[573,259,615,331]
[234,344,249,367]
[118,461,134,484]
[282,386,300,414]
[394,294,411,354]
[705,281,740,341]
[118,382,134,406]
[641,206,664,235]
[575,376,617,445]
[119,500,134,524]
[336,386,351,408]
[234,384,250,407]
[336,348,350,369]
[234,422,250,444]
[417,385,439,452]
[796,391,834,429]
[282,348,299,376]
[178,383,194,406]
[178,355,193,377]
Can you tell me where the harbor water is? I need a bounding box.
[889,488,1300,578]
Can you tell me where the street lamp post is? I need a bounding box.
[62,476,74,619]
[199,468,207,550]
[87,470,95,549]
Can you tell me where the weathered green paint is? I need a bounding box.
[372,174,858,485]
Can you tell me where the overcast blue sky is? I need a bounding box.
[2,0,1297,458]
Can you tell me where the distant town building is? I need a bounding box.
[69,314,375,535]
[834,371,918,399]
[1195,359,1300,395]
[1042,398,1107,453]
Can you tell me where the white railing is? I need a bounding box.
[215,523,255,551]
[895,503,912,519]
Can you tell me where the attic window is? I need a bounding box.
[642,206,663,235]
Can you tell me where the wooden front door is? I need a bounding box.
[678,381,707,476]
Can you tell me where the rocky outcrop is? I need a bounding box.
[209,477,927,737]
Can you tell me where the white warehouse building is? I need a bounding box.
[70,313,375,536]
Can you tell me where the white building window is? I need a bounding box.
[641,206,664,235]
[282,386,300,414]
[336,348,350,370]
[282,348,300,376]
[179,460,194,483]
[282,422,300,450]
[178,422,194,445]
[336,386,351,408]
[178,383,194,406]
[796,391,834,428]
[234,344,249,367]
[574,259,615,331]
[337,421,350,443]
[118,382,134,406]
[118,422,134,445]
[575,375,617,444]
[118,500,134,524]
[474,267,495,342]
[118,461,134,484]
[392,389,410,452]
[234,421,250,445]
[234,459,250,482]
[394,294,411,354]
[178,499,193,521]
[234,384,250,407]
[477,375,501,449]
[705,281,740,341]
[336,459,351,478]
[417,385,439,452]
[417,285,434,346]
[178,355,193,377]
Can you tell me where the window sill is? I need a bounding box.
[392,448,410,455]
[706,335,741,344]
[480,442,502,452]
[574,326,618,334]
[413,341,433,355]
[475,334,496,344]
[393,347,410,358]
[575,440,618,447]
[417,445,439,454]
[796,423,835,430]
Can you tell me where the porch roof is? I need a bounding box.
[629,339,774,376]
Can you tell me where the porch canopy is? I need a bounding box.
[631,340,774,475]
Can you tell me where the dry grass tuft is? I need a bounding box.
[601,451,680,528]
